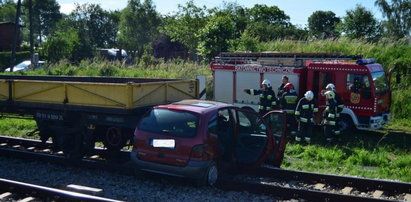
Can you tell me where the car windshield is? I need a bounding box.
[138,108,199,137]
[371,71,389,95]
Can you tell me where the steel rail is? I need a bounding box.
[0,178,122,202]
[255,166,411,194]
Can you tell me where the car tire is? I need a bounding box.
[196,161,219,186]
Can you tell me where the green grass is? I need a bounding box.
[282,128,411,182]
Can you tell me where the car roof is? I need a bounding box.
[155,99,234,114]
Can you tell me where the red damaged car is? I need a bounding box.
[130,99,287,186]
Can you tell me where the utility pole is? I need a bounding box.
[29,0,35,69]
[9,0,22,72]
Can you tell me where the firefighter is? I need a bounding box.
[279,82,298,135]
[243,79,277,116]
[294,91,318,143]
[277,75,289,98]
[321,87,337,143]
[326,83,344,135]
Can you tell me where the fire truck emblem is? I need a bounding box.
[350,92,360,104]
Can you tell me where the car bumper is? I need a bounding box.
[130,151,210,179]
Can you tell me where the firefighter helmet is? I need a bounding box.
[326,83,335,90]
[262,79,271,88]
[305,91,314,101]
[284,82,294,91]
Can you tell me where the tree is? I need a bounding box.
[41,28,80,63]
[209,2,248,38]
[197,15,236,59]
[161,0,207,56]
[0,0,16,22]
[375,0,411,38]
[68,3,120,48]
[308,11,341,39]
[22,0,61,43]
[341,5,382,41]
[243,4,299,41]
[118,0,161,58]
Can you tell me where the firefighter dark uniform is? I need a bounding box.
[334,90,344,135]
[280,83,298,135]
[244,80,277,116]
[294,91,318,143]
[326,83,344,136]
[323,90,337,142]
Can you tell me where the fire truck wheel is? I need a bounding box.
[339,115,354,134]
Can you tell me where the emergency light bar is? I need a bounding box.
[356,58,376,65]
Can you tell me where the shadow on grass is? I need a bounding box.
[293,126,411,151]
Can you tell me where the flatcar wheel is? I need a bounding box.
[104,127,126,151]
[53,133,83,160]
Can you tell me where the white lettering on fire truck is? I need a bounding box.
[234,66,294,73]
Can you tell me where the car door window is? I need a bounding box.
[235,110,269,165]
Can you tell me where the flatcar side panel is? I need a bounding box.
[0,80,9,101]
[132,80,197,107]
[66,82,128,109]
[13,81,65,104]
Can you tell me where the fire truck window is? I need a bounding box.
[321,72,333,89]
[346,74,371,98]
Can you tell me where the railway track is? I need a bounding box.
[0,177,121,202]
[0,135,410,201]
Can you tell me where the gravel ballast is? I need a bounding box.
[0,156,276,201]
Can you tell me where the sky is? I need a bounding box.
[57,0,384,26]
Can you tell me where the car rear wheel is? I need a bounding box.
[196,161,219,186]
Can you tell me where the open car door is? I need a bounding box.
[263,110,287,167]
[233,109,274,167]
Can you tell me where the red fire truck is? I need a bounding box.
[210,52,391,133]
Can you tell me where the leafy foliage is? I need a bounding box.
[308,11,341,39]
[0,0,16,22]
[341,5,382,41]
[118,0,161,58]
[40,28,79,63]
[197,15,236,59]
[375,0,411,39]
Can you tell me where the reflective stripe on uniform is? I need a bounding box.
[328,113,335,118]
[304,137,311,142]
[250,89,254,95]
[267,95,273,100]
[311,104,314,109]
[300,117,308,123]
[327,121,336,125]
[259,105,264,110]
[285,110,295,114]
[336,113,340,118]
[295,111,301,116]
[302,104,309,109]
[271,101,277,106]
[285,96,297,103]
[313,108,319,112]
[295,136,301,142]
[335,130,341,135]
[260,94,264,98]
[338,104,344,108]
[265,107,271,110]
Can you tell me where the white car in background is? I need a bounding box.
[5,60,46,72]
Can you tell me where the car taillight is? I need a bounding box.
[190,144,205,159]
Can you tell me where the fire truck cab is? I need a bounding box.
[210,52,391,133]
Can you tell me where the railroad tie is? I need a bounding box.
[314,183,326,190]
[342,186,353,195]
[0,192,12,200]
[372,190,383,198]
[19,196,36,202]
[404,193,411,201]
